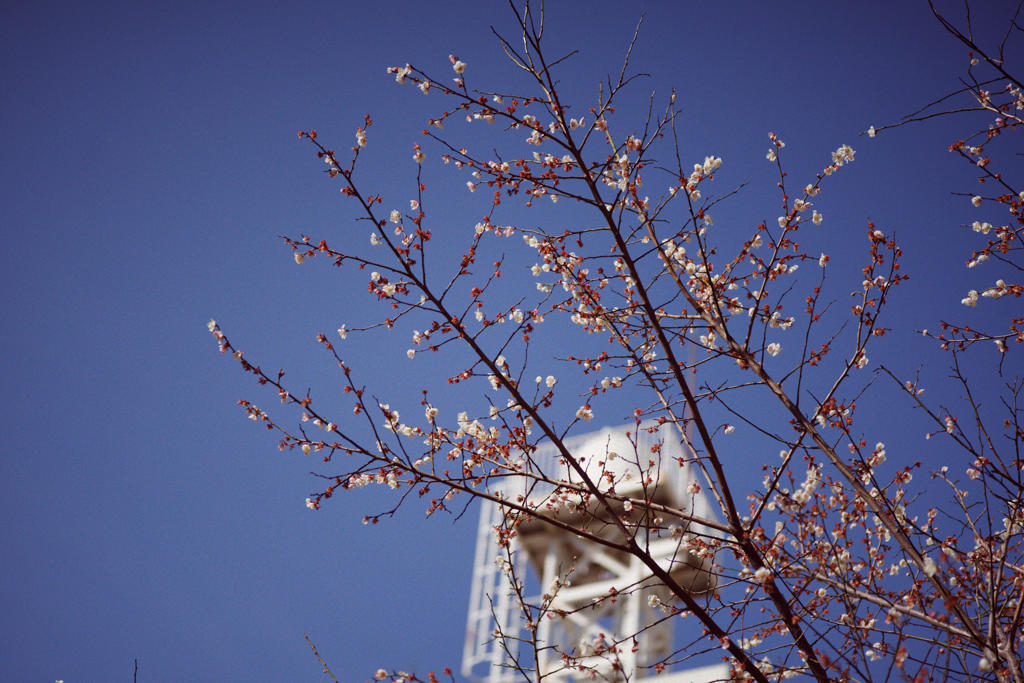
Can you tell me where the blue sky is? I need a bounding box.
[1,1,1017,681]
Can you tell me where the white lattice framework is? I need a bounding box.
[462,421,727,682]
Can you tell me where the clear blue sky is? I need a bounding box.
[1,1,1015,681]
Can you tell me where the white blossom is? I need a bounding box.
[392,64,411,83]
[831,144,855,166]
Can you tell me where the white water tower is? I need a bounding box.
[462,420,728,682]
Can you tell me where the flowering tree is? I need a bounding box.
[209,2,1022,681]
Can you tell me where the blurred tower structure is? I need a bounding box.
[462,421,728,682]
